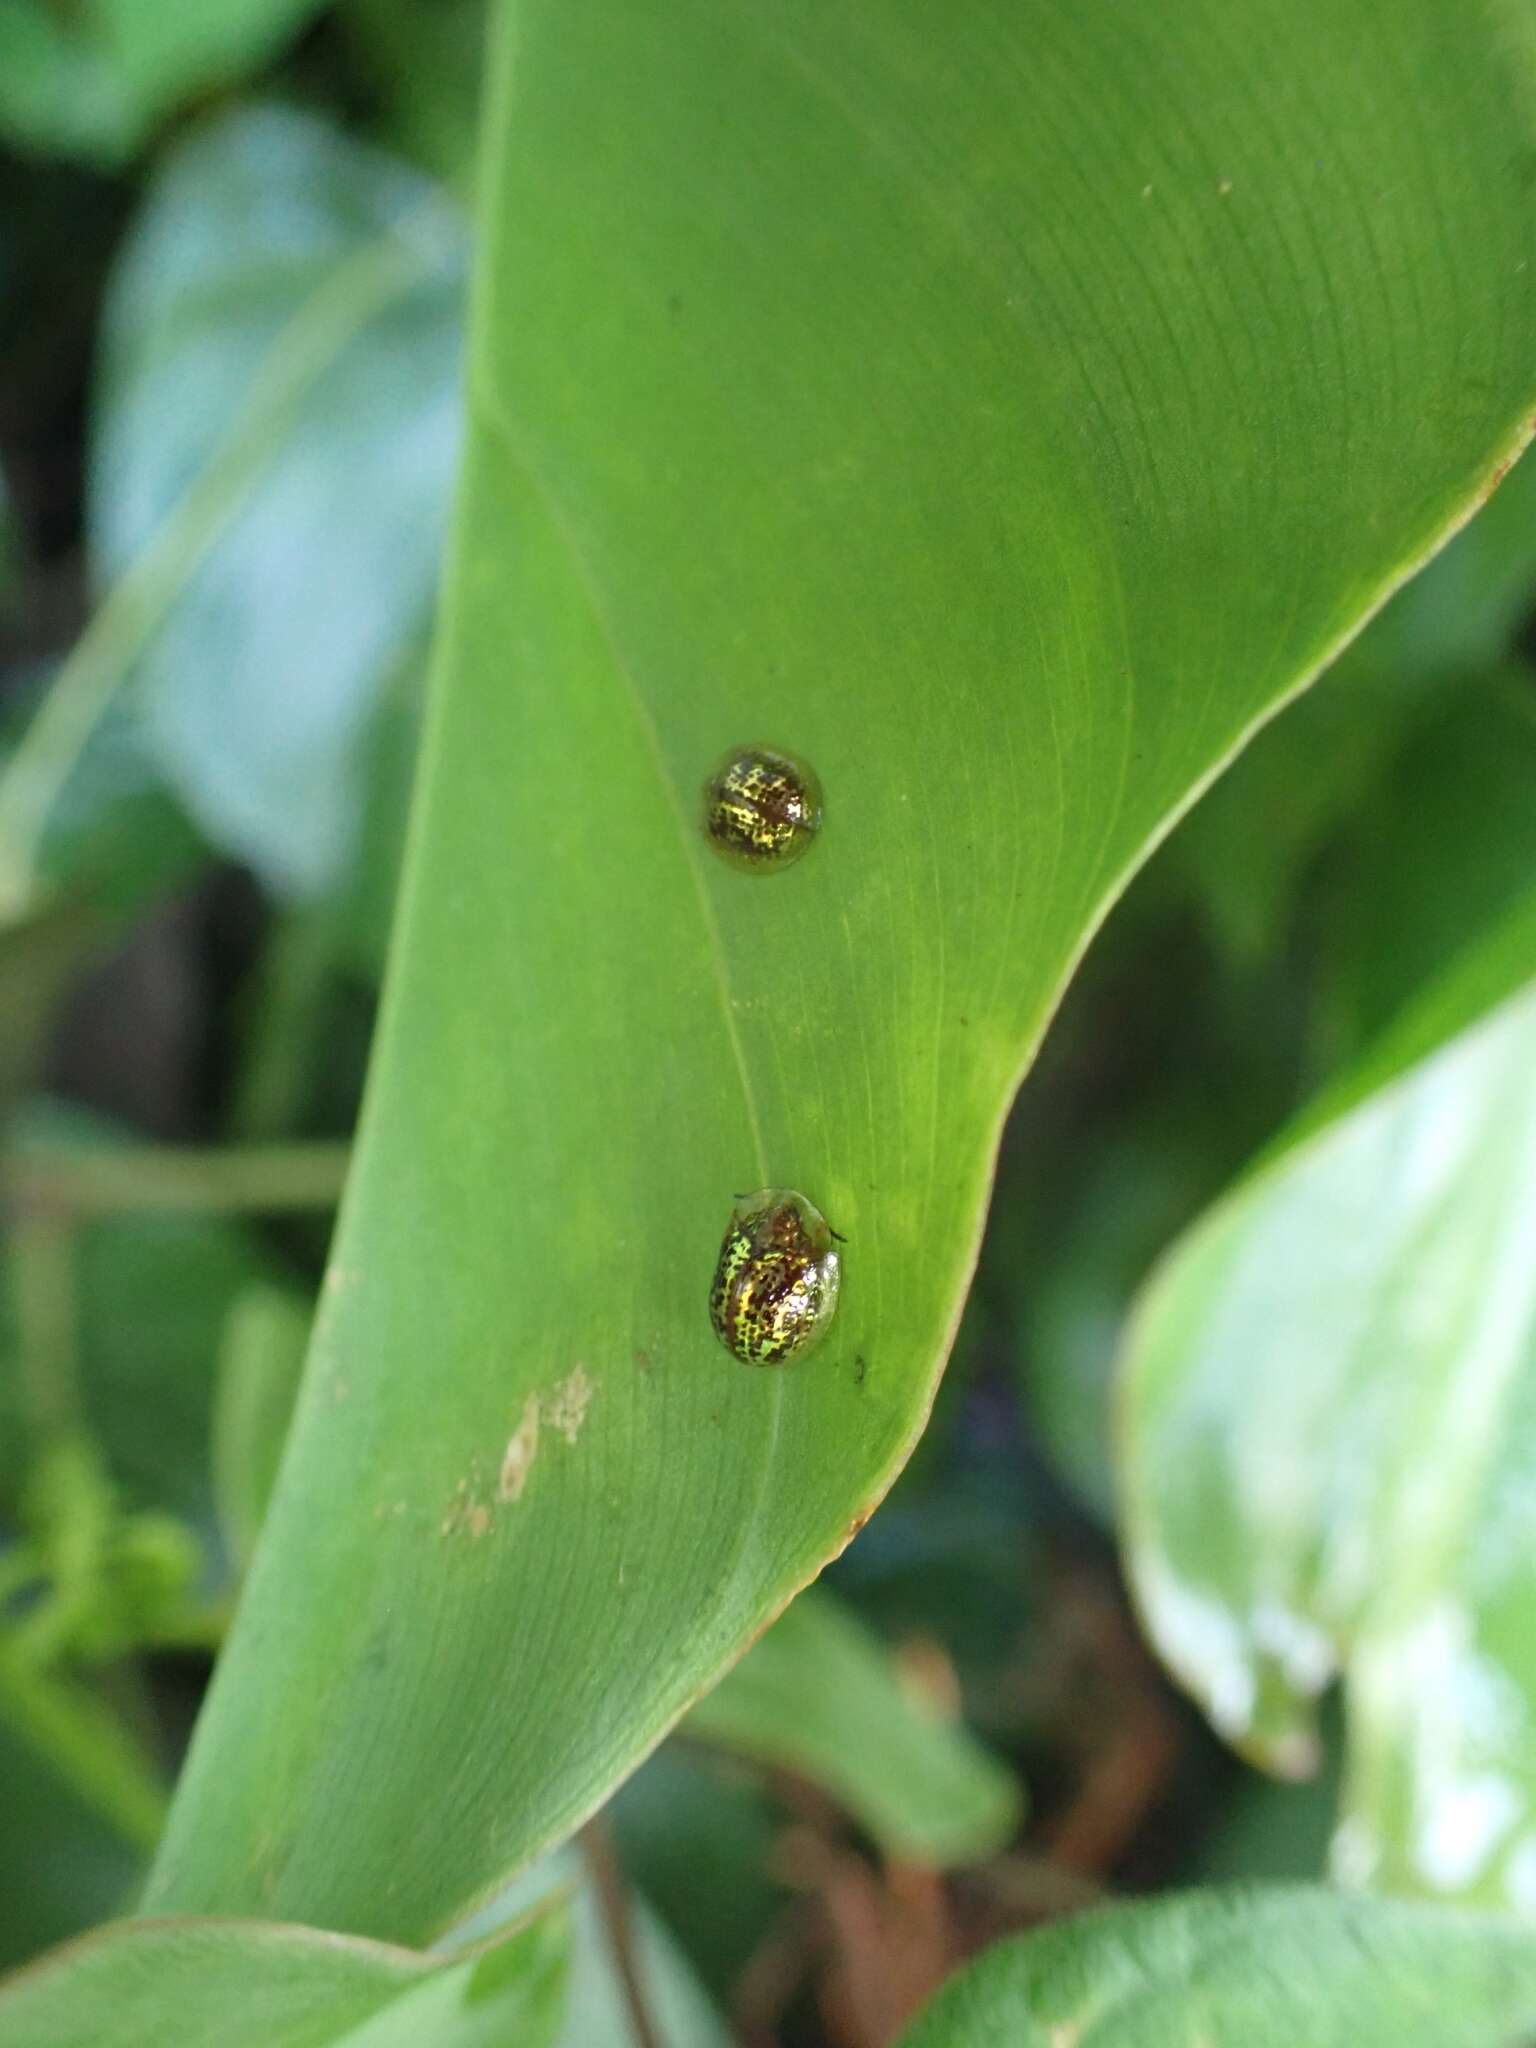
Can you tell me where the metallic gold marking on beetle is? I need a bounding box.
[703,744,823,870]
[709,1188,840,1366]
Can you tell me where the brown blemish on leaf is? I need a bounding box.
[544,1363,593,1445]
[1479,426,1534,505]
[441,1475,492,1540]
[498,1393,541,1503]
[444,1367,596,1535]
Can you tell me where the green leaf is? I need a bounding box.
[147,0,1536,1939]
[1121,911,1536,1905]
[0,1908,568,2048]
[0,906,106,1139]
[450,1853,732,2048]
[93,0,327,108]
[894,1886,1536,2047]
[686,1585,1020,1866]
[14,690,208,923]
[212,1284,311,1573]
[989,1058,1264,1523]
[0,1635,167,1857]
[1169,452,1536,966]
[0,108,464,923]
[0,2,142,164]
[343,0,487,193]
[1322,672,1536,1050]
[0,0,331,165]
[551,1884,730,2048]
[609,1746,784,2003]
[1008,665,1536,1519]
[0,1116,309,1853]
[87,105,464,903]
[1188,1725,1342,1889]
[0,1104,281,1535]
[0,1714,143,1974]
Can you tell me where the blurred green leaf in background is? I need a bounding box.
[0,104,465,932]
[0,0,333,166]
[895,1887,1536,2047]
[1122,892,1536,1912]
[0,1899,570,2048]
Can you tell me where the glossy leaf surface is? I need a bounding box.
[0,1909,566,2048]
[83,106,462,903]
[149,0,1536,1938]
[1123,908,1536,1906]
[896,1886,1536,2046]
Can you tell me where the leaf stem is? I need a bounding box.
[0,228,428,923]
[228,910,340,1142]
[580,1818,661,2048]
[0,1649,167,1851]
[10,1206,82,1436]
[5,1140,351,1218]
